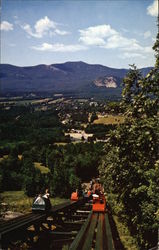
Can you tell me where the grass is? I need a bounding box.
[0,98,52,106]
[48,98,64,104]
[34,162,50,174]
[93,115,124,125]
[0,191,33,213]
[0,191,68,213]
[113,215,139,250]
[0,158,50,175]
[54,142,68,146]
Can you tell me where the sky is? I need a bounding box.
[0,0,158,68]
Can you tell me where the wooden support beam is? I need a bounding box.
[82,213,98,250]
[76,210,90,214]
[95,213,104,250]
[69,214,88,220]
[105,213,115,250]
[62,221,83,231]
[51,231,77,237]
[69,211,92,250]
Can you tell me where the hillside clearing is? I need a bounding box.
[34,162,50,174]
[94,115,124,125]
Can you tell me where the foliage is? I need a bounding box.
[99,33,159,249]
[0,153,22,191]
[0,141,104,198]
[85,123,116,140]
[85,123,116,134]
[122,64,158,119]
[105,101,123,114]
[0,107,69,148]
[153,32,159,68]
[0,150,51,196]
[70,111,88,125]
[47,143,104,197]
[113,215,139,249]
[34,162,50,174]
[90,112,98,123]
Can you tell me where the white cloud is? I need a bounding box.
[120,45,153,59]
[103,34,139,49]
[79,24,117,45]
[143,46,153,53]
[79,24,153,59]
[80,36,106,46]
[35,16,56,35]
[31,42,87,52]
[22,16,69,38]
[147,0,158,17]
[22,24,37,37]
[79,24,141,50]
[54,29,69,36]
[0,21,13,31]
[120,52,146,59]
[29,21,153,59]
[144,30,151,39]
[122,44,152,54]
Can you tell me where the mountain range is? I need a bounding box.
[0,61,152,95]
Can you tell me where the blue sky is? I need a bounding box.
[0,0,158,68]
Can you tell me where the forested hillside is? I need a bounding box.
[0,104,105,197]
[0,106,69,147]
[0,61,152,94]
[0,142,104,197]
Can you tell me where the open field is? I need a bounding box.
[0,157,50,174]
[0,98,51,106]
[54,142,68,146]
[34,162,50,174]
[0,191,68,213]
[0,97,66,106]
[0,191,33,213]
[93,115,124,125]
[0,99,35,106]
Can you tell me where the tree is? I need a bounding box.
[99,32,159,249]
[90,112,98,123]
[0,154,22,191]
[21,153,44,196]
[68,169,81,192]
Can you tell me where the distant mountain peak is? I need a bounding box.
[46,65,61,71]
[0,61,152,94]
